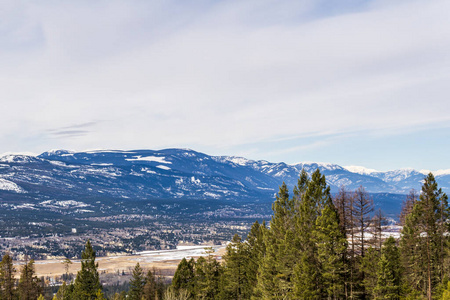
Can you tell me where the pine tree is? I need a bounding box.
[195,248,222,299]
[172,257,195,298]
[256,181,296,299]
[95,288,106,300]
[128,263,145,300]
[142,269,158,300]
[400,173,449,299]
[54,281,69,300]
[0,253,16,300]
[442,281,450,300]
[73,240,102,300]
[220,234,253,299]
[400,206,426,297]
[246,220,265,298]
[373,237,402,299]
[314,202,348,299]
[293,169,329,299]
[18,257,41,300]
[360,247,380,298]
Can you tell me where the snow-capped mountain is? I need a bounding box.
[0,149,447,206]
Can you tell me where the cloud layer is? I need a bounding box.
[1,0,449,170]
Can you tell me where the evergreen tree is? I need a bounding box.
[246,220,266,299]
[256,181,296,299]
[220,234,252,299]
[171,257,195,298]
[0,253,16,300]
[442,281,450,300]
[361,247,380,298]
[95,288,106,300]
[293,169,329,299]
[195,248,222,299]
[18,257,41,300]
[373,237,402,300]
[54,281,70,300]
[128,263,145,300]
[314,202,348,299]
[142,269,158,300]
[73,240,102,300]
[401,173,449,299]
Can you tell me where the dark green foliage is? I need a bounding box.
[128,263,145,300]
[0,253,16,300]
[171,257,195,298]
[361,247,381,297]
[401,173,449,299]
[314,202,348,299]
[142,268,164,300]
[256,181,296,298]
[54,281,70,300]
[220,234,253,299]
[194,248,222,299]
[73,240,102,300]
[254,169,348,299]
[18,258,41,300]
[293,169,347,299]
[373,237,402,299]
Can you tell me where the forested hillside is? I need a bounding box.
[169,170,450,300]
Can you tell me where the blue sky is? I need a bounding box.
[1,0,450,171]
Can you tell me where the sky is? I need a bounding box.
[1,0,450,171]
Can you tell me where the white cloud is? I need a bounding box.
[1,0,449,164]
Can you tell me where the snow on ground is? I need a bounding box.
[133,245,224,263]
[0,178,25,193]
[156,165,171,170]
[39,200,89,208]
[126,156,171,164]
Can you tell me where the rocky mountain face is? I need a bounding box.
[0,148,447,206]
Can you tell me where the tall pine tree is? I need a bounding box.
[18,257,41,300]
[401,173,449,299]
[0,253,15,300]
[73,240,102,300]
[128,263,145,300]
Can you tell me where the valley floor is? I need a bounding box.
[31,245,225,284]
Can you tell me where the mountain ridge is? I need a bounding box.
[0,149,447,203]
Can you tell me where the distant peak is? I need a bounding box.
[420,169,450,176]
[292,161,342,170]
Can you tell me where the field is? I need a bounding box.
[32,245,226,279]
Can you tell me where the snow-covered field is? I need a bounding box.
[132,245,224,263]
[33,245,225,278]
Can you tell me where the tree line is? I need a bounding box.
[169,170,450,300]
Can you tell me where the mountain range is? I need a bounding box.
[0,149,448,207]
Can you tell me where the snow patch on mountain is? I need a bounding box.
[432,169,450,176]
[0,178,25,193]
[156,165,171,170]
[0,155,37,164]
[344,165,379,175]
[126,156,172,164]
